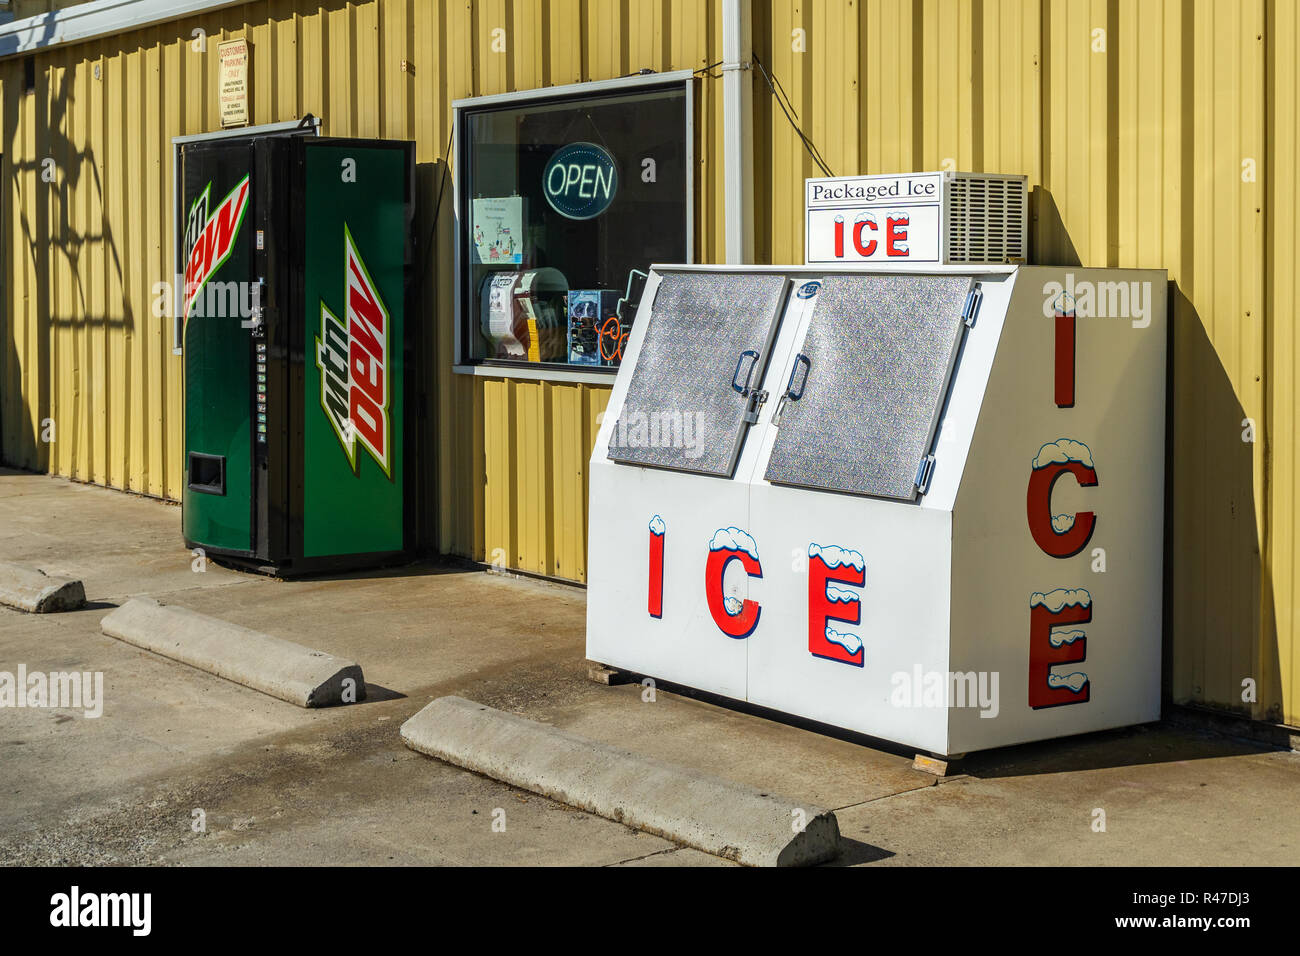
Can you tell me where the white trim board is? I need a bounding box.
[452,364,617,386]
[0,0,241,57]
[451,70,695,110]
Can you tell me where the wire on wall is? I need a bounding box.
[750,52,834,178]
[416,125,455,302]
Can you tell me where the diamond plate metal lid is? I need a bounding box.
[764,273,974,500]
[608,271,789,477]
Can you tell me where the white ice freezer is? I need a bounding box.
[586,262,1166,756]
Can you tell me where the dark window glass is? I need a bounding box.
[459,81,690,370]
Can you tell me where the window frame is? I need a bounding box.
[452,71,695,383]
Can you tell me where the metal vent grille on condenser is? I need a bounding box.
[764,273,974,500]
[945,174,1027,263]
[608,272,789,478]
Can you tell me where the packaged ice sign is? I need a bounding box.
[587,262,1167,756]
[315,226,392,476]
[543,142,618,220]
[804,171,1028,267]
[182,174,251,320]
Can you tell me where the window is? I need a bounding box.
[455,74,692,375]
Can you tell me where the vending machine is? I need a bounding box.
[587,172,1168,756]
[180,134,417,575]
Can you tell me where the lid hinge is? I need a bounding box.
[962,284,983,328]
[914,453,937,494]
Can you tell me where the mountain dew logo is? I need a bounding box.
[315,225,392,476]
[182,174,251,321]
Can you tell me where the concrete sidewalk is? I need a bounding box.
[0,468,1297,866]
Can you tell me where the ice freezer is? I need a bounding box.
[586,263,1167,756]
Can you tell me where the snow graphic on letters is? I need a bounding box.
[1030,588,1091,613]
[890,212,910,255]
[824,626,863,656]
[808,542,866,667]
[1030,588,1091,697]
[1052,513,1076,533]
[705,527,763,639]
[1047,672,1089,693]
[710,527,759,561]
[1027,438,1098,559]
[1032,438,1094,470]
[808,543,865,571]
[649,514,665,536]
[1049,629,1086,647]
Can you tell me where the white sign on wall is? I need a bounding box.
[218,38,250,128]
[804,172,942,265]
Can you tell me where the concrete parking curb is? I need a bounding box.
[0,561,86,613]
[100,597,365,708]
[401,695,841,866]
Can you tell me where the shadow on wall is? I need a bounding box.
[1167,286,1280,722]
[1033,184,1279,724]
[412,155,457,556]
[1031,186,1081,269]
[2,11,135,476]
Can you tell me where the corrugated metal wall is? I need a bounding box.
[0,0,724,582]
[753,0,1294,725]
[0,0,1297,725]
[444,1,725,582]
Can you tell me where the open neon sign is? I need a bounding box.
[543,142,619,220]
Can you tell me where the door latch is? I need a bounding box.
[744,389,769,424]
[772,352,811,426]
[731,349,760,396]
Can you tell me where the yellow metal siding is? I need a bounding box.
[0,0,1297,725]
[0,0,718,580]
[755,0,1291,724]
[431,0,721,581]
[1267,0,1300,725]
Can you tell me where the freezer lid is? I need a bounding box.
[608,271,790,477]
[764,273,975,500]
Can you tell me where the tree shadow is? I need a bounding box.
[3,12,135,478]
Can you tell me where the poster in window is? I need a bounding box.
[471,197,526,265]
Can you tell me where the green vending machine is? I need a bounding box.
[181,134,418,575]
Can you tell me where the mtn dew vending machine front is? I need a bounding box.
[181,135,416,575]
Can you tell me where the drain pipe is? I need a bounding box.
[722,0,754,264]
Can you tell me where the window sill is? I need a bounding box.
[453,363,618,385]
